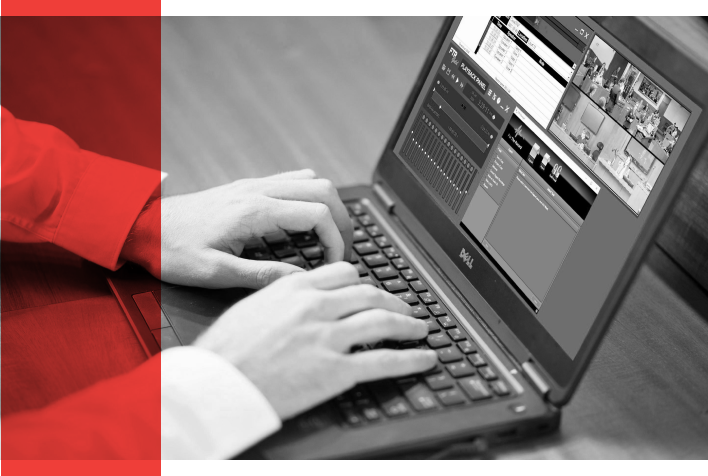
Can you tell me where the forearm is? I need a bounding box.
[120,196,162,278]
[1,347,281,460]
[1,107,161,270]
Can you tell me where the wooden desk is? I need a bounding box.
[159,17,708,458]
[3,17,708,459]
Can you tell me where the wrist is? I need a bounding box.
[121,197,161,277]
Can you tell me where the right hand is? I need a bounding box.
[194,262,438,420]
[123,169,353,290]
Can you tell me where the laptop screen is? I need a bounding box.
[391,17,700,360]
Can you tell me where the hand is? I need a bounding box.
[122,169,353,289]
[194,262,438,420]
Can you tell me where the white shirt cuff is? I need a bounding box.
[161,346,281,459]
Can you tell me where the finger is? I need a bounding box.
[347,349,438,382]
[293,261,360,291]
[208,251,304,289]
[256,197,344,262]
[259,179,353,262]
[328,309,428,351]
[314,284,413,321]
[264,169,317,181]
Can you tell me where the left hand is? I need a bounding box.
[121,169,353,289]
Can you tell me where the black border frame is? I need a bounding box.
[373,16,708,406]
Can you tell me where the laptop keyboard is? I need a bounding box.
[242,200,514,427]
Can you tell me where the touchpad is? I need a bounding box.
[159,284,253,345]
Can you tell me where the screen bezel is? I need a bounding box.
[374,16,708,405]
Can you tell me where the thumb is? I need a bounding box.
[213,252,304,289]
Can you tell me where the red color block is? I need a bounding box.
[1,0,160,16]
[2,16,162,467]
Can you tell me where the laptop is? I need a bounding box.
[107,17,708,458]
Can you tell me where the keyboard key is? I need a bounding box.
[348,203,366,216]
[244,249,274,260]
[411,305,429,319]
[382,279,409,293]
[479,367,498,381]
[360,276,377,287]
[425,373,454,390]
[368,380,411,418]
[363,253,388,268]
[373,266,398,280]
[447,361,476,378]
[396,292,419,305]
[397,340,422,349]
[403,383,440,412]
[490,380,511,396]
[335,393,353,408]
[400,269,418,281]
[301,246,323,260]
[418,292,437,305]
[437,388,466,406]
[368,379,397,401]
[360,405,382,422]
[382,398,411,418]
[366,225,383,238]
[437,347,463,363]
[468,353,487,367]
[447,328,465,342]
[292,232,318,248]
[281,255,306,268]
[392,258,409,270]
[352,229,369,243]
[263,230,289,245]
[340,407,363,426]
[410,280,428,293]
[374,236,391,248]
[383,247,400,259]
[426,334,451,349]
[437,315,456,329]
[423,362,444,375]
[354,242,378,256]
[349,255,359,264]
[243,237,266,250]
[395,374,419,386]
[357,214,374,227]
[428,304,447,317]
[272,244,297,258]
[354,263,368,276]
[458,341,478,354]
[423,319,441,334]
[349,387,371,404]
[459,377,493,401]
[309,259,325,269]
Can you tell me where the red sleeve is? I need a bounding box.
[1,356,161,459]
[1,107,161,270]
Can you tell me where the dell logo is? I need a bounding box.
[459,248,474,269]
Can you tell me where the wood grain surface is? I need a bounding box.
[1,296,147,416]
[160,17,708,458]
[642,17,708,297]
[1,16,707,459]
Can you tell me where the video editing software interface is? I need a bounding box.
[394,17,697,358]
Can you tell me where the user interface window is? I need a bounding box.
[393,17,696,358]
[461,109,599,311]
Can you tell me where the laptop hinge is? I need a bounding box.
[522,361,551,399]
[373,182,396,214]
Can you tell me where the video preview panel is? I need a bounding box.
[550,35,690,215]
